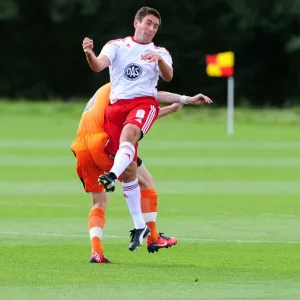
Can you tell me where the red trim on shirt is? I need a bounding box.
[154,45,170,55]
[131,36,152,45]
[106,37,129,45]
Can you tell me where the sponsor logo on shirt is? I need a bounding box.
[124,63,142,81]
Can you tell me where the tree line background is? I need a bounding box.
[1,0,300,107]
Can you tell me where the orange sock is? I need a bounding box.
[88,208,105,256]
[141,188,159,241]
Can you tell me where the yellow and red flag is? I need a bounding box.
[205,51,234,77]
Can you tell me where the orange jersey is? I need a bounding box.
[71,83,114,192]
[76,83,111,135]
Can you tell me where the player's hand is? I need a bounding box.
[187,94,213,105]
[141,52,162,63]
[170,103,183,112]
[82,37,94,55]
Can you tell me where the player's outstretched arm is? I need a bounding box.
[157,91,213,105]
[157,91,182,103]
[82,37,110,72]
[185,93,213,105]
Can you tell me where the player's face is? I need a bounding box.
[134,14,159,43]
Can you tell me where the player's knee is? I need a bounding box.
[121,123,141,144]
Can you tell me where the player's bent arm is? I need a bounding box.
[86,53,110,72]
[158,104,182,119]
[137,163,155,189]
[158,59,173,82]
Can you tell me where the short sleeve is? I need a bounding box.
[158,48,173,69]
[99,42,119,65]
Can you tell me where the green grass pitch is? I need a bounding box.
[0,101,299,299]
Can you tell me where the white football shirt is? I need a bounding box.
[99,36,173,104]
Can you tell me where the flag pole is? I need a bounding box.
[227,76,234,135]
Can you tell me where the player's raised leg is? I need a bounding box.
[99,99,159,194]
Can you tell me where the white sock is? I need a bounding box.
[110,142,135,178]
[123,179,145,229]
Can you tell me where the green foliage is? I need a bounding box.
[0,0,18,20]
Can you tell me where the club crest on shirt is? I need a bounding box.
[124,63,142,81]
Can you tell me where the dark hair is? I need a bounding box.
[134,7,161,25]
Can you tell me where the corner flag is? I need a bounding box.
[205,51,234,77]
[205,51,235,135]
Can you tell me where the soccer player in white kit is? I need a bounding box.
[82,7,175,251]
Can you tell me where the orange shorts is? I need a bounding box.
[71,132,114,193]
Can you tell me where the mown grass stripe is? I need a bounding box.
[0,180,299,195]
[2,139,300,149]
[1,156,300,167]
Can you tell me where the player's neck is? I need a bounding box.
[131,36,152,45]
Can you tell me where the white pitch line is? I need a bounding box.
[0,231,299,244]
[261,212,300,218]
